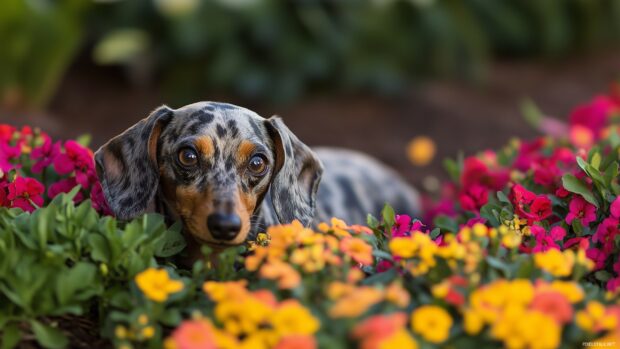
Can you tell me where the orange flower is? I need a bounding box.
[330,287,383,318]
[407,136,436,166]
[340,237,373,265]
[274,335,317,349]
[260,261,301,289]
[530,291,573,324]
[385,282,410,308]
[169,319,217,349]
[352,313,411,349]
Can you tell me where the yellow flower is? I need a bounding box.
[501,229,522,248]
[203,280,249,302]
[534,249,574,277]
[330,287,384,318]
[492,309,560,349]
[472,223,488,237]
[379,329,418,349]
[385,282,410,308]
[576,301,617,333]
[389,237,417,259]
[135,268,184,302]
[539,281,584,304]
[463,310,484,335]
[271,300,320,336]
[138,314,149,325]
[141,326,155,339]
[406,136,436,166]
[115,325,128,339]
[411,305,452,343]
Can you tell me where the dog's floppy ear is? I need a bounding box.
[94,105,174,220]
[265,116,323,226]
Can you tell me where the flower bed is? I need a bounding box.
[1,88,620,348]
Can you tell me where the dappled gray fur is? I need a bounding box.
[96,102,420,245]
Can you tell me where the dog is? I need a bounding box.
[95,102,420,250]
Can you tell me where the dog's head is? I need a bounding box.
[95,102,322,248]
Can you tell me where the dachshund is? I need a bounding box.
[95,102,420,251]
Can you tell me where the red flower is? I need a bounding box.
[459,184,488,212]
[7,177,44,212]
[461,157,509,191]
[510,184,552,223]
[565,196,597,226]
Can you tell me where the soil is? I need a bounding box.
[2,50,620,192]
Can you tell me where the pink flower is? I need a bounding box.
[564,237,589,250]
[593,217,619,255]
[587,247,608,270]
[607,277,620,293]
[530,225,561,252]
[0,180,8,207]
[610,196,620,218]
[549,226,566,241]
[90,182,113,216]
[569,95,616,138]
[565,196,597,226]
[461,157,509,191]
[7,177,44,212]
[392,214,412,237]
[0,142,21,172]
[48,177,84,203]
[31,137,60,173]
[53,140,96,188]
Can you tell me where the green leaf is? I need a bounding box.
[154,222,186,258]
[55,263,98,305]
[88,234,110,263]
[430,228,441,239]
[591,152,601,170]
[434,215,459,233]
[366,214,379,229]
[520,98,544,128]
[30,321,68,349]
[381,204,395,229]
[1,323,20,349]
[562,174,599,207]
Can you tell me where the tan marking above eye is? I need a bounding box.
[194,136,214,157]
[237,140,257,163]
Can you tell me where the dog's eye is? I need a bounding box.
[247,155,268,176]
[178,148,198,167]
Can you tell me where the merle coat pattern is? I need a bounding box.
[95,102,420,249]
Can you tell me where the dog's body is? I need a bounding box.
[95,102,419,248]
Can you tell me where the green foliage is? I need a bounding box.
[0,190,184,348]
[0,0,90,109]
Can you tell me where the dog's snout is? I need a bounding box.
[207,213,242,241]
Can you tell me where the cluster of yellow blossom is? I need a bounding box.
[327,281,410,318]
[246,219,374,289]
[164,280,320,349]
[135,267,184,302]
[534,248,594,277]
[463,279,590,349]
[114,314,157,348]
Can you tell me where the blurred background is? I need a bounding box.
[1,0,620,190]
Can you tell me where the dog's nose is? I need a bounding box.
[207,213,242,241]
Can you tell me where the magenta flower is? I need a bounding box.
[610,196,620,218]
[587,247,608,270]
[7,177,44,212]
[459,184,488,212]
[48,177,84,203]
[565,196,597,226]
[0,142,21,172]
[510,184,552,223]
[392,214,412,237]
[31,137,60,173]
[530,225,562,252]
[593,217,619,254]
[0,180,8,207]
[53,140,96,189]
[90,182,113,216]
[569,95,616,138]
